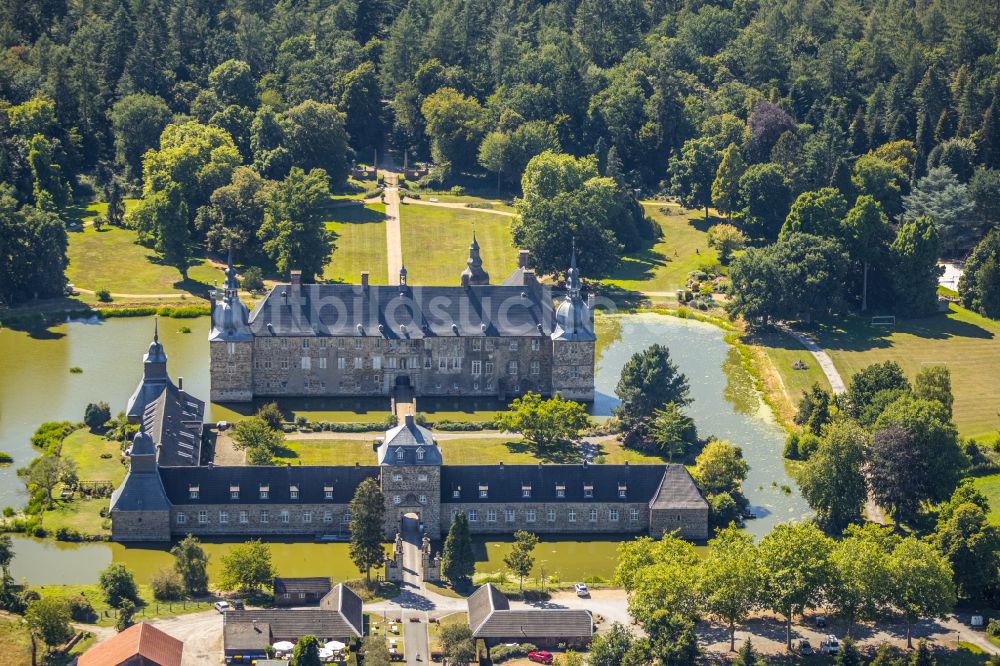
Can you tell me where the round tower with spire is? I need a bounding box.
[549,244,596,401]
[460,232,490,286]
[209,251,255,402]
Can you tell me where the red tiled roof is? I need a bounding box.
[79,622,183,666]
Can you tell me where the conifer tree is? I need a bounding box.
[440,512,475,585]
[348,478,386,585]
[712,144,746,219]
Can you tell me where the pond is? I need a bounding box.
[1,311,808,583]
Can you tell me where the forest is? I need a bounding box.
[1,0,999,316]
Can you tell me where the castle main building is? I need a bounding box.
[209,241,596,403]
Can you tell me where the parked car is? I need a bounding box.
[798,639,814,656]
[815,615,827,628]
[528,652,554,664]
[575,583,589,597]
[230,600,245,610]
[821,635,840,655]
[214,601,231,613]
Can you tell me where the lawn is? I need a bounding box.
[64,198,141,227]
[601,202,720,293]
[399,204,519,285]
[35,583,218,627]
[816,305,1000,438]
[972,474,1000,525]
[325,203,389,285]
[746,328,833,424]
[41,497,111,536]
[66,224,218,295]
[410,192,516,214]
[60,429,126,485]
[273,439,378,466]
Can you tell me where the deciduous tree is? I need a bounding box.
[693,440,748,497]
[503,530,538,591]
[171,534,209,596]
[798,421,867,533]
[493,392,590,449]
[219,539,275,594]
[887,537,956,648]
[259,167,334,282]
[701,526,765,651]
[99,563,139,608]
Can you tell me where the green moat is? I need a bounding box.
[0,313,808,583]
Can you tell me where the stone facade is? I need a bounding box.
[168,503,353,537]
[209,340,253,402]
[110,508,171,542]
[442,501,653,536]
[650,505,710,540]
[380,465,441,539]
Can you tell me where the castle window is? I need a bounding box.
[354,338,363,349]
[610,509,620,521]
[521,484,531,498]
[569,366,579,379]
[303,511,312,523]
[227,343,236,356]
[354,358,363,369]
[324,485,334,499]
[487,509,497,522]
[323,511,333,523]
[337,357,346,369]
[337,338,345,348]
[372,356,382,370]
[568,510,576,522]
[584,484,594,499]
[418,473,428,481]
[419,495,427,505]
[262,339,271,349]
[373,339,381,348]
[387,357,398,369]
[396,448,404,461]
[393,496,401,505]
[198,511,208,524]
[424,357,432,369]
[506,510,515,522]
[555,484,566,498]
[507,361,518,375]
[189,485,199,499]
[342,512,350,523]
[408,357,419,369]
[547,509,556,522]
[219,511,229,524]
[264,359,272,369]
[176,513,186,525]
[530,361,540,375]
[485,362,494,375]
[485,339,494,351]
[471,361,481,375]
[392,473,403,482]
[320,338,328,348]
[451,357,461,370]
[230,485,240,500]
[319,357,327,369]
[280,359,289,370]
[472,338,482,351]
[589,509,598,522]
[289,485,299,500]
[281,338,288,350]
[300,356,310,370]
[239,511,248,524]
[531,339,540,351]
[302,338,310,349]
[526,510,536,522]
[416,447,425,461]
[479,484,489,498]
[438,358,447,371]
[618,485,627,498]
[280,510,289,523]
[468,510,478,522]
[261,510,270,523]
[510,340,519,351]
[630,509,640,521]
[259,484,270,499]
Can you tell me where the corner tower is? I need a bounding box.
[550,247,596,401]
[209,253,254,402]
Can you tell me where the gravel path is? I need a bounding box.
[383,172,403,284]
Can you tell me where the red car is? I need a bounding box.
[528,652,554,664]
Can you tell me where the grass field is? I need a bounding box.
[747,328,833,423]
[60,429,126,485]
[66,224,218,295]
[972,474,1000,525]
[601,202,720,293]
[273,439,377,465]
[816,305,1000,438]
[399,204,519,285]
[410,192,516,213]
[324,203,389,284]
[36,583,218,627]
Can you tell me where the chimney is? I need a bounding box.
[178,377,184,391]
[523,270,536,285]
[499,461,504,471]
[361,272,369,289]
[404,414,415,427]
[290,270,302,289]
[518,250,529,268]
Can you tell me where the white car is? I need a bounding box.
[821,635,840,655]
[574,583,589,597]
[214,601,231,613]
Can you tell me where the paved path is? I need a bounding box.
[383,171,403,285]
[777,324,847,395]
[401,196,516,217]
[284,430,523,441]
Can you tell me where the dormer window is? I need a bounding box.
[189,485,200,500]
[289,485,299,500]
[556,483,566,498]
[521,484,532,498]
[584,483,594,499]
[259,484,270,500]
[324,485,334,500]
[452,486,461,499]
[230,485,240,500]
[479,484,489,499]
[396,448,405,461]
[416,447,425,461]
[618,484,627,499]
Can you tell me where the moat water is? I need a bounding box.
[0,313,808,584]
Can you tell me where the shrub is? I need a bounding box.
[797,433,821,459]
[69,366,83,373]
[242,266,265,292]
[66,595,96,622]
[488,643,536,662]
[783,432,800,459]
[0,452,12,464]
[450,185,465,196]
[96,289,112,302]
[2,507,14,517]
[178,325,191,334]
[987,619,1000,638]
[84,402,112,430]
[55,527,83,542]
[150,568,184,600]
[256,402,284,430]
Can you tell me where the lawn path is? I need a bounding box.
[777,324,847,394]
[401,196,516,217]
[384,172,403,284]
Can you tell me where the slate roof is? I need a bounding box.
[440,463,669,503]
[224,585,363,645]
[247,283,557,339]
[159,465,380,505]
[648,465,709,511]
[141,384,204,467]
[79,621,183,666]
[468,584,592,640]
[377,415,442,465]
[109,466,172,513]
[274,577,332,596]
